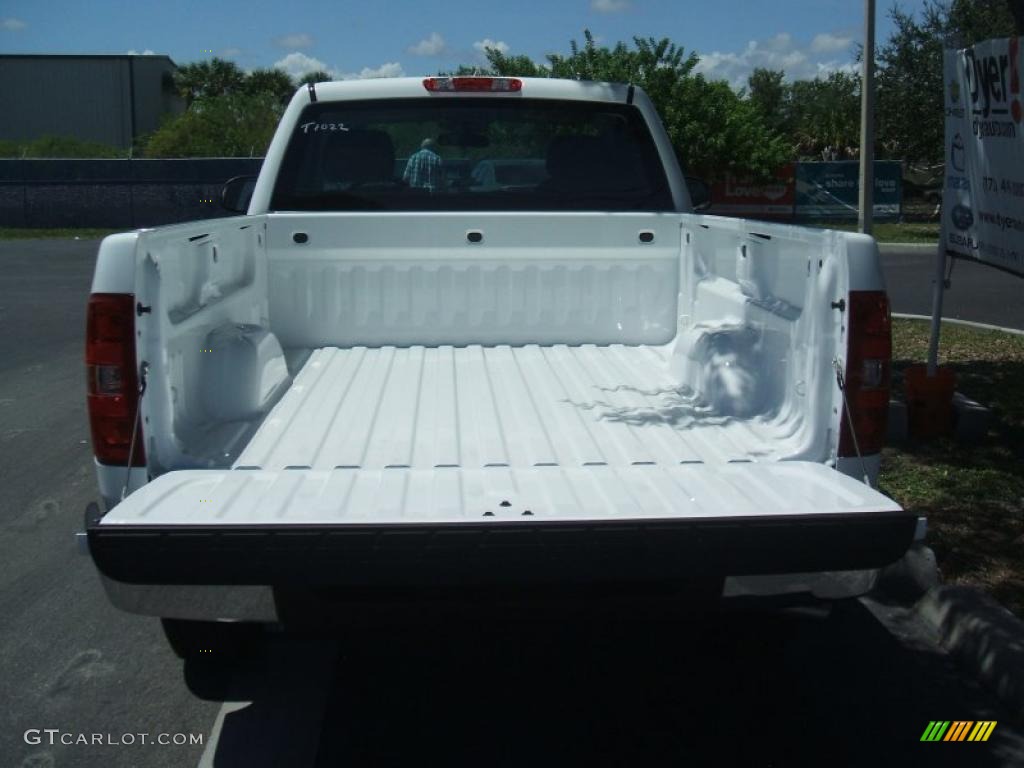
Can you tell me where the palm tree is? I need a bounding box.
[174,58,246,107]
[245,68,297,105]
[298,70,334,86]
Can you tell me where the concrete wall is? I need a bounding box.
[0,159,263,228]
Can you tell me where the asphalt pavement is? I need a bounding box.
[1,237,1022,767]
[0,239,221,768]
[881,245,1024,331]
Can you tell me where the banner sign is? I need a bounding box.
[941,37,1024,276]
[708,164,795,218]
[794,161,902,219]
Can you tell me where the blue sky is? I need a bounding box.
[1,0,932,88]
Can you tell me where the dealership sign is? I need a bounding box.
[794,162,902,219]
[941,37,1024,276]
[708,164,795,218]
[707,162,901,220]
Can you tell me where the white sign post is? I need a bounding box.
[933,37,1024,372]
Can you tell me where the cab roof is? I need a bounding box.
[304,77,637,105]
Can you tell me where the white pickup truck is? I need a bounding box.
[84,76,917,651]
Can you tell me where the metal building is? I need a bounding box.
[0,54,184,150]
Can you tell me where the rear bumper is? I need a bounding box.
[97,568,885,623]
[88,512,917,589]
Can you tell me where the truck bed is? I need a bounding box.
[86,81,914,611]
[96,346,908,581]
[234,343,794,473]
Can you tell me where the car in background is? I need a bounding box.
[470,158,547,191]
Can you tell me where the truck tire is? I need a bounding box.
[160,618,263,660]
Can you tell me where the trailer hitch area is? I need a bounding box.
[76,501,104,555]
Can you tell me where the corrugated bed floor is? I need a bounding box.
[234,345,790,472]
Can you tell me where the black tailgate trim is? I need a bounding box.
[88,513,917,587]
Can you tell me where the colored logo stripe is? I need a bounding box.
[921,722,950,741]
[969,722,998,742]
[921,721,997,742]
[944,721,973,741]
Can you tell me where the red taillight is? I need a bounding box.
[839,291,891,457]
[422,77,523,93]
[86,294,145,466]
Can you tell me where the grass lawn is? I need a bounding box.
[812,220,940,244]
[0,227,124,240]
[879,319,1024,616]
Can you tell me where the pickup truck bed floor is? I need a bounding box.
[234,344,793,473]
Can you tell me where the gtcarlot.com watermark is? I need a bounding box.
[25,729,203,747]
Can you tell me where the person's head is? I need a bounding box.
[421,138,436,151]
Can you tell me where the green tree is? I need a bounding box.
[245,67,296,106]
[465,30,790,179]
[478,52,547,78]
[142,92,283,157]
[1009,0,1024,31]
[173,58,247,107]
[447,64,495,76]
[875,2,949,164]
[789,72,861,158]
[297,70,334,85]
[150,59,309,155]
[875,0,1018,164]
[746,68,790,135]
[947,0,1020,43]
[0,135,126,158]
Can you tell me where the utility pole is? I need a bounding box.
[858,0,876,235]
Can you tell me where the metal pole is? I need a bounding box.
[858,0,876,235]
[926,246,946,376]
[927,38,960,377]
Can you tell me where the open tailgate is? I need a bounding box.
[88,462,915,587]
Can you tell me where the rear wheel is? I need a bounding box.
[160,618,264,660]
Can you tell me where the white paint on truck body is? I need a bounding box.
[86,77,909,616]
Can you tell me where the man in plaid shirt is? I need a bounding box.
[403,138,444,190]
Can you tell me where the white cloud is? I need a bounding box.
[811,32,853,54]
[274,52,333,79]
[339,62,404,80]
[220,47,242,58]
[817,60,860,77]
[274,33,314,49]
[695,31,858,88]
[590,0,630,12]
[473,38,510,55]
[408,32,447,56]
[762,33,793,52]
[2,18,27,30]
[126,49,156,55]
[274,53,404,81]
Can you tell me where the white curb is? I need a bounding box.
[892,313,1024,336]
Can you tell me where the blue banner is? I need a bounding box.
[795,161,902,219]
